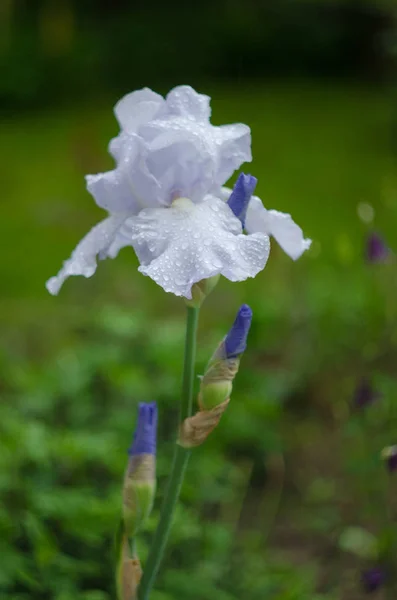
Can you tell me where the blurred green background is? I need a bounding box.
[2,1,397,599]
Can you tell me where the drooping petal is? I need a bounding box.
[166,85,211,121]
[124,196,270,298]
[114,88,165,134]
[227,173,257,226]
[245,196,311,260]
[46,215,128,295]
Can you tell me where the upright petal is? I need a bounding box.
[126,196,270,298]
[110,127,216,207]
[109,133,171,209]
[114,88,165,134]
[245,196,311,260]
[145,131,216,204]
[86,165,141,214]
[213,124,252,188]
[46,215,128,295]
[166,85,211,121]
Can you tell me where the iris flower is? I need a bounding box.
[47,86,310,298]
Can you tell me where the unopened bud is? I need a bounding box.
[199,304,252,410]
[227,173,257,227]
[122,402,157,537]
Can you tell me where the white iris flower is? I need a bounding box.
[46,86,310,299]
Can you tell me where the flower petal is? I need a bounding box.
[112,124,217,205]
[107,133,171,210]
[165,85,211,121]
[213,124,252,187]
[86,166,140,214]
[125,196,270,298]
[114,88,165,134]
[245,196,311,260]
[46,215,128,295]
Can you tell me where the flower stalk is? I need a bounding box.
[137,306,199,600]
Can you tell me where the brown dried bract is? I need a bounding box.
[178,398,230,448]
[121,556,142,600]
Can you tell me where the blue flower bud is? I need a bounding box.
[227,173,257,227]
[366,232,389,264]
[128,402,157,456]
[224,304,253,359]
[123,402,157,537]
[199,304,253,410]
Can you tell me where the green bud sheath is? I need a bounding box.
[186,275,220,308]
[199,380,233,410]
[199,354,240,410]
[123,454,156,537]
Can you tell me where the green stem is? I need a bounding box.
[138,306,199,600]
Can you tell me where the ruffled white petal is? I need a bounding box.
[165,85,211,121]
[123,196,270,298]
[101,134,170,212]
[109,86,251,208]
[245,196,311,260]
[46,215,129,295]
[114,88,165,134]
[110,126,216,206]
[212,124,252,188]
[86,167,140,213]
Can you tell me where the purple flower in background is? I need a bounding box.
[128,402,157,456]
[361,567,385,593]
[366,232,389,264]
[381,446,397,473]
[353,378,380,410]
[224,304,253,358]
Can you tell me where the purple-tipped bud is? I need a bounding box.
[128,402,157,456]
[361,567,385,593]
[227,173,257,227]
[353,378,380,410]
[366,233,389,264]
[381,446,397,472]
[224,304,253,359]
